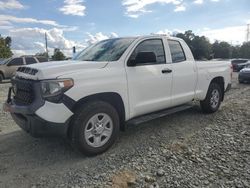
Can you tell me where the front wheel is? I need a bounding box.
[71,101,120,156]
[200,83,222,113]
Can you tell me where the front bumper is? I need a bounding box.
[11,110,70,137]
[4,101,70,137]
[3,79,74,137]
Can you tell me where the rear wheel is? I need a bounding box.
[200,83,222,113]
[71,101,120,156]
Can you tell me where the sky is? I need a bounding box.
[0,0,250,56]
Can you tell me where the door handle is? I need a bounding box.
[162,68,172,74]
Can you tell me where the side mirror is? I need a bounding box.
[135,52,156,65]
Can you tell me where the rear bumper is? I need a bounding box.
[239,73,250,81]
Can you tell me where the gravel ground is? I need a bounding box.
[0,73,249,188]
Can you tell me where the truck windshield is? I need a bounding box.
[74,38,135,62]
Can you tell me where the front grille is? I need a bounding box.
[17,67,38,75]
[12,78,35,105]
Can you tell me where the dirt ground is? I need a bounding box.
[0,73,249,188]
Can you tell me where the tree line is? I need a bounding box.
[1,31,250,61]
[36,48,66,61]
[175,30,250,60]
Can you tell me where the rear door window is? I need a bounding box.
[168,40,186,63]
[25,57,37,64]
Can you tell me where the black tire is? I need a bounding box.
[200,83,222,114]
[0,74,3,83]
[71,101,120,156]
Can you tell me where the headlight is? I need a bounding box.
[41,79,74,102]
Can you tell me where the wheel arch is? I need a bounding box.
[210,76,225,101]
[68,92,126,138]
[0,70,5,79]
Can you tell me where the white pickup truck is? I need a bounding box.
[4,35,232,155]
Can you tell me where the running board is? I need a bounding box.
[127,104,193,125]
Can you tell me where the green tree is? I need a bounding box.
[212,41,231,59]
[0,34,13,58]
[175,31,212,60]
[51,48,66,61]
[231,45,241,58]
[5,36,11,48]
[176,30,194,49]
[192,36,212,60]
[175,30,250,60]
[239,42,250,59]
[35,52,49,60]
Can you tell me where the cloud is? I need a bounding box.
[0,20,14,29]
[9,30,119,57]
[155,28,184,36]
[199,25,248,44]
[110,32,119,38]
[0,14,63,27]
[0,0,24,10]
[0,14,78,31]
[0,20,11,25]
[194,0,220,4]
[8,27,85,56]
[156,26,247,44]
[0,25,13,30]
[122,0,183,18]
[174,4,186,12]
[85,32,119,45]
[59,0,86,16]
[193,0,203,4]
[155,29,173,36]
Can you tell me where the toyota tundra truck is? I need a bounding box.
[4,35,232,155]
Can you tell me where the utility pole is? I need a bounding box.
[247,24,250,42]
[229,40,233,59]
[45,32,49,60]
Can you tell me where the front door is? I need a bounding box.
[125,38,173,118]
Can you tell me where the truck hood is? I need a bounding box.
[15,60,108,80]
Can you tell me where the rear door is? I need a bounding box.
[168,40,197,105]
[125,38,173,118]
